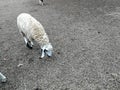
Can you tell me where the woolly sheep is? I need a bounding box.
[17,13,53,58]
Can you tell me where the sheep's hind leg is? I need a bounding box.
[39,0,44,5]
[26,40,33,49]
[21,32,32,49]
[29,38,34,47]
[0,72,7,83]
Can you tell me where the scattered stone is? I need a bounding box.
[106,72,109,74]
[98,31,101,34]
[17,63,23,67]
[34,88,42,90]
[57,52,60,54]
[3,58,7,60]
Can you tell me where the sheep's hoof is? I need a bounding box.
[40,56,44,59]
[1,78,7,83]
[39,57,43,59]
[26,43,32,49]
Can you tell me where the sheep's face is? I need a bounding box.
[41,43,53,58]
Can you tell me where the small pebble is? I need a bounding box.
[3,58,7,60]
[57,52,60,54]
[17,64,23,67]
[34,88,42,90]
[98,31,101,34]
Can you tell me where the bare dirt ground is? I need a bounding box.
[0,0,120,90]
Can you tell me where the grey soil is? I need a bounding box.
[0,0,120,90]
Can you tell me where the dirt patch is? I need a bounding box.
[0,0,120,90]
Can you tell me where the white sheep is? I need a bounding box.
[17,13,53,58]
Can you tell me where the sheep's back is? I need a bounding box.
[17,13,49,46]
[31,24,49,46]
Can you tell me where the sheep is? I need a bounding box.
[0,72,7,83]
[39,0,44,5]
[17,13,53,58]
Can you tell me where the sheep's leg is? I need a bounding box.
[40,49,45,58]
[29,38,34,47]
[0,72,7,83]
[21,32,32,49]
[39,0,43,5]
[26,40,33,49]
[23,37,28,45]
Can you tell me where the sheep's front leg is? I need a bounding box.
[23,37,28,45]
[30,41,34,46]
[40,49,45,58]
[29,38,34,47]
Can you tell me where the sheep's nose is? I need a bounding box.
[47,55,51,57]
[47,53,52,57]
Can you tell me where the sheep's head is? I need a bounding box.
[41,43,53,58]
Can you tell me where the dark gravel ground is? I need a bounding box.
[0,0,120,90]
